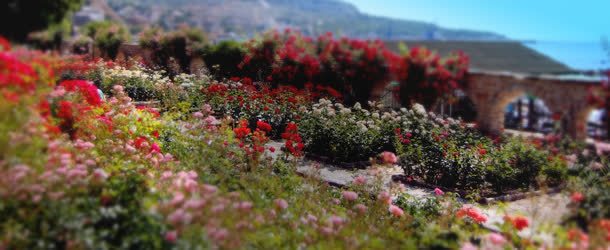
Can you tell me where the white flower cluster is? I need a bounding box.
[174,73,210,88]
[101,65,170,87]
[305,98,463,137]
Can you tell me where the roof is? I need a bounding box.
[384,40,574,75]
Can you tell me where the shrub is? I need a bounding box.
[82,21,130,60]
[200,40,246,79]
[71,35,92,55]
[158,26,207,74]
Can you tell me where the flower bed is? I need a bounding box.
[299,98,568,197]
[1,38,608,248]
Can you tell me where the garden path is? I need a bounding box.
[265,141,571,240]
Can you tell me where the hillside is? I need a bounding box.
[105,0,506,41]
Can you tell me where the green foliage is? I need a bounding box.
[0,172,167,249]
[26,18,72,51]
[200,41,246,79]
[569,162,610,227]
[71,35,93,55]
[1,0,84,41]
[161,26,207,74]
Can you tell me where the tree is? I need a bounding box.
[2,0,84,42]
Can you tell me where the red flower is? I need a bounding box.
[282,122,303,157]
[256,120,272,133]
[504,215,529,231]
[234,120,251,139]
[567,228,589,243]
[134,136,148,149]
[59,80,102,106]
[457,206,487,224]
[241,77,253,85]
[570,192,584,203]
[57,100,74,119]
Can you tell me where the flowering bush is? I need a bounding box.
[396,46,469,107]
[237,29,463,106]
[299,99,397,162]
[299,97,566,195]
[396,104,567,195]
[93,64,171,101]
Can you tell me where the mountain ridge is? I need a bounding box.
[104,0,507,41]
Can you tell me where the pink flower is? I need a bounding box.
[380,151,397,164]
[460,242,477,250]
[487,233,506,245]
[193,112,204,118]
[161,171,173,180]
[202,184,218,194]
[342,191,358,201]
[151,143,161,153]
[164,230,178,243]
[389,205,404,217]
[319,226,333,236]
[354,204,367,214]
[124,144,136,154]
[329,215,345,227]
[209,228,228,242]
[352,175,366,185]
[92,168,109,182]
[434,188,444,196]
[377,191,392,205]
[237,201,253,212]
[274,198,288,210]
[113,85,124,92]
[168,209,191,225]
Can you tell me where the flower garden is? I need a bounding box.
[1,31,609,249]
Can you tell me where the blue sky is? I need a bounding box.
[345,0,609,42]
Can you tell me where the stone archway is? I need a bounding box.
[466,72,599,140]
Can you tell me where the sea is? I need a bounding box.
[523,41,609,71]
